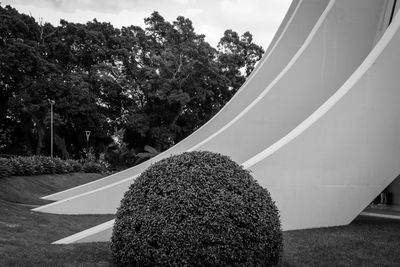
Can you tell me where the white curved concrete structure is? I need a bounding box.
[42,0,326,201]
[243,9,400,230]
[53,220,114,244]
[50,0,400,243]
[34,0,386,215]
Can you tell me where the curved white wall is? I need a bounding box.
[34,0,386,215]
[53,0,400,243]
[52,220,114,244]
[244,10,400,230]
[188,0,385,163]
[42,0,327,201]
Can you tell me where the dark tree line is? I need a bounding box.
[0,4,264,161]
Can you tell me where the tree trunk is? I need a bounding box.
[35,124,45,155]
[55,134,70,159]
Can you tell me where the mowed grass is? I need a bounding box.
[0,173,106,205]
[283,216,400,266]
[0,173,115,266]
[1,173,400,266]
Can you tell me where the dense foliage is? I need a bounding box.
[0,4,264,162]
[111,151,282,266]
[0,155,103,178]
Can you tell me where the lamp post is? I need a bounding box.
[48,100,55,158]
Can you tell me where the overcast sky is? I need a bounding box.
[2,0,292,48]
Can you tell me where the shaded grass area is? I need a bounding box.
[283,216,400,266]
[0,173,105,205]
[0,200,114,266]
[0,173,115,266]
[1,173,400,266]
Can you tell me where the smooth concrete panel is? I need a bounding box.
[34,0,386,215]
[52,220,115,244]
[188,0,385,164]
[42,0,326,201]
[243,11,400,230]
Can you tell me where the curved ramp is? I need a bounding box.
[34,0,386,215]
[188,0,384,162]
[242,10,400,231]
[52,220,115,244]
[42,0,315,201]
[54,1,400,244]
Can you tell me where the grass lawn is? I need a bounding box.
[0,173,114,266]
[283,216,400,266]
[0,173,106,205]
[1,173,400,266]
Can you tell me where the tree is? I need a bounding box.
[124,12,246,152]
[0,5,58,154]
[218,29,264,91]
[0,4,264,163]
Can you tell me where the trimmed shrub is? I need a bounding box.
[64,160,74,173]
[51,157,69,174]
[38,156,56,174]
[0,155,92,176]
[66,159,82,172]
[30,156,45,175]
[111,151,283,266]
[9,157,24,176]
[16,156,36,176]
[83,162,103,173]
[0,158,13,178]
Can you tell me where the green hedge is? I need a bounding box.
[0,158,13,178]
[82,161,104,173]
[0,156,102,178]
[111,151,283,266]
[67,159,83,172]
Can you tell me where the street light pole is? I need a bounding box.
[48,99,55,158]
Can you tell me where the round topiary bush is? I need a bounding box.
[111,151,282,266]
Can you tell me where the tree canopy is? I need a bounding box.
[0,4,264,162]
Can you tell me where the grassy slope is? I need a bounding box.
[0,173,115,266]
[0,200,114,266]
[0,173,106,205]
[1,173,400,266]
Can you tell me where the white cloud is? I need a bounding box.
[220,0,259,15]
[196,23,224,46]
[173,0,195,4]
[4,2,148,27]
[7,0,124,13]
[3,0,292,49]
[184,8,203,18]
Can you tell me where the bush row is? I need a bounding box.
[0,156,104,178]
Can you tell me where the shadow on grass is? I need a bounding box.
[283,215,400,266]
[0,173,106,205]
[0,173,115,266]
[0,200,114,266]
